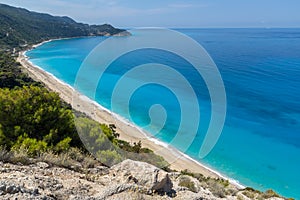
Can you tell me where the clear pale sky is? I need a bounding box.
[1,0,299,28]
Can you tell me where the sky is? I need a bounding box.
[1,0,300,28]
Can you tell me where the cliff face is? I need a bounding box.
[0,160,284,200]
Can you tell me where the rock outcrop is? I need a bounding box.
[110,159,174,195]
[0,160,286,200]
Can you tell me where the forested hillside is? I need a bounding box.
[0,3,128,50]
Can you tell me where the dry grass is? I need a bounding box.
[0,146,100,172]
[178,176,198,193]
[0,146,31,164]
[241,187,289,200]
[180,169,238,198]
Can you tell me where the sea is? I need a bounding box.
[26,28,300,199]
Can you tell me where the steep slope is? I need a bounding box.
[0,3,128,50]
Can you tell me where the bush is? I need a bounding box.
[54,137,72,153]
[178,176,198,193]
[262,189,280,199]
[12,134,47,155]
[209,182,227,198]
[0,86,80,150]
[242,190,256,199]
[75,117,170,169]
[96,150,122,166]
[180,169,206,182]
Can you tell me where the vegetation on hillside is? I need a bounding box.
[0,52,168,169]
[0,86,79,152]
[179,170,290,200]
[76,117,168,168]
[0,53,38,88]
[0,3,128,51]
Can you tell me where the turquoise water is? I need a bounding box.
[26,29,300,199]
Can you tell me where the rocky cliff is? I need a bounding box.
[0,159,285,200]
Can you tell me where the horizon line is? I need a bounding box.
[119,27,300,30]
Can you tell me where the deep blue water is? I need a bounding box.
[26,28,300,199]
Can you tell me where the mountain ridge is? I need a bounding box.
[0,3,130,50]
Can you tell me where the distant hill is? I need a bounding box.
[0,3,129,50]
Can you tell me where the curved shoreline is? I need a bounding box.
[18,41,244,189]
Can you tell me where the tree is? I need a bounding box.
[0,86,80,149]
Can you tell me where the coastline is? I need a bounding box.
[31,36,102,49]
[17,42,244,189]
[30,32,129,49]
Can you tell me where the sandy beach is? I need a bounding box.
[17,48,243,188]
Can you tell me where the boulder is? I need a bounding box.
[36,162,49,169]
[110,159,174,195]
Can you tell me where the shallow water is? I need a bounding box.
[26,28,300,199]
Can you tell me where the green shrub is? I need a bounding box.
[12,134,47,155]
[75,117,169,169]
[218,179,230,187]
[180,169,206,182]
[96,150,122,166]
[54,137,72,153]
[0,86,80,150]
